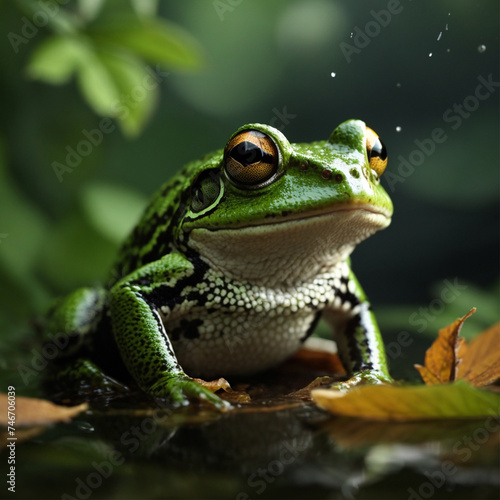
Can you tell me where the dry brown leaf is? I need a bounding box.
[0,394,88,428]
[457,322,500,387]
[220,389,252,405]
[286,376,335,400]
[414,307,475,384]
[282,340,346,376]
[193,377,231,393]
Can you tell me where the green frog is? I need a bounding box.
[44,120,393,408]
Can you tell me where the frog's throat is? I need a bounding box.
[188,206,390,287]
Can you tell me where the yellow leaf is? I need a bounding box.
[414,307,475,384]
[312,381,500,421]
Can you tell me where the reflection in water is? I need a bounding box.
[75,402,500,498]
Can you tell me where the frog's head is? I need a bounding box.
[180,120,393,285]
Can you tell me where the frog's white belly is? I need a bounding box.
[160,264,355,378]
[172,309,316,378]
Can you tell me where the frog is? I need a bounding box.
[43,119,393,408]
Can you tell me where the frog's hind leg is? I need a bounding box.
[42,287,107,357]
[42,287,128,398]
[323,269,392,390]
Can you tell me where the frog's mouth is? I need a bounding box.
[193,202,391,231]
[189,204,391,286]
[252,202,392,228]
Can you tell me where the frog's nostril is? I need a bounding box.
[322,170,344,182]
[350,168,360,179]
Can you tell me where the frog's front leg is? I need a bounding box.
[324,268,393,390]
[109,253,227,408]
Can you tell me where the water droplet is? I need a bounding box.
[77,421,94,432]
[437,32,442,41]
[395,126,402,132]
[350,32,353,39]
[330,72,336,78]
[396,82,401,88]
[445,23,449,31]
[446,48,451,53]
[477,44,486,53]
[429,52,433,57]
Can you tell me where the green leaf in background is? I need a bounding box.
[16,0,79,35]
[77,0,106,23]
[25,7,203,137]
[27,35,161,136]
[75,45,122,117]
[80,182,146,244]
[26,34,120,117]
[26,35,89,84]
[130,0,158,17]
[90,16,203,71]
[313,381,500,420]
[97,49,159,136]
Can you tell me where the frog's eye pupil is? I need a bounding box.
[365,126,388,177]
[230,141,267,166]
[369,139,387,161]
[224,130,280,188]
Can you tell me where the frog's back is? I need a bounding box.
[108,155,214,285]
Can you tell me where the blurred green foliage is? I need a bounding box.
[21,0,202,135]
[0,0,205,347]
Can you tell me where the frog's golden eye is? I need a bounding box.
[224,130,279,188]
[366,127,388,176]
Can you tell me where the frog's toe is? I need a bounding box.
[150,375,230,410]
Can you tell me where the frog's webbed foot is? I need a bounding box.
[332,370,393,393]
[149,374,231,410]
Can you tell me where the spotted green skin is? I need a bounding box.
[44,120,393,407]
